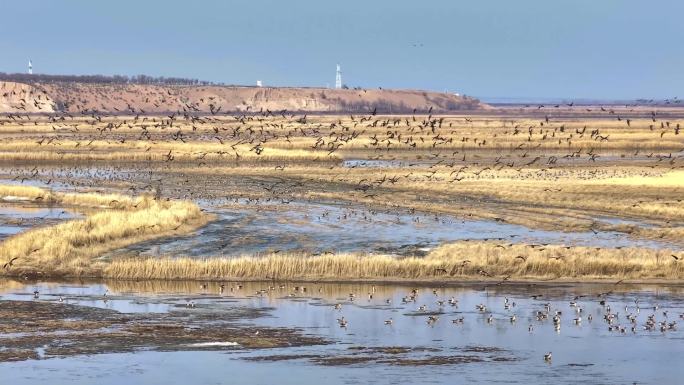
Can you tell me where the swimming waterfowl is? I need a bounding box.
[338,317,348,328]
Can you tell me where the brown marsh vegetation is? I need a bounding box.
[0,185,207,277]
[0,108,682,281]
[104,242,683,282]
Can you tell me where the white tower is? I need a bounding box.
[335,64,342,89]
[28,59,33,75]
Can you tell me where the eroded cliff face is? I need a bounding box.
[0,82,56,113]
[1,81,487,114]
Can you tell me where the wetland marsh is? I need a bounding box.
[0,109,682,383]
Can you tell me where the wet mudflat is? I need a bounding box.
[0,282,327,364]
[0,280,682,384]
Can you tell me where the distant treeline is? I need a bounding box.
[0,72,222,86]
[331,97,481,113]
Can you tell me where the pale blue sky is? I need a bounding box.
[1,0,682,100]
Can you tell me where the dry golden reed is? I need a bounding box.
[0,185,207,277]
[104,241,683,282]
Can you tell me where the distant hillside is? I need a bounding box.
[0,81,55,113]
[0,80,487,114]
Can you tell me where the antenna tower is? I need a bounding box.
[335,64,342,89]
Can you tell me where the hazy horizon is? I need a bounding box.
[2,0,682,100]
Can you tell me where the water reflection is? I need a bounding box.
[0,279,682,384]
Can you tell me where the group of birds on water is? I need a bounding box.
[28,282,683,363]
[325,286,681,363]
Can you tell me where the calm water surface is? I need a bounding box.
[1,280,682,384]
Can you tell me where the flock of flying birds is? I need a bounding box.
[2,86,683,366]
[0,87,683,267]
[0,86,683,201]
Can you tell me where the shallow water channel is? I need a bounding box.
[0,280,682,384]
[112,201,681,258]
[0,201,79,240]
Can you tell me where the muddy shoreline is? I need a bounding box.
[0,298,329,364]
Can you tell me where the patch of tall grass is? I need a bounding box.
[0,185,207,277]
[104,241,683,281]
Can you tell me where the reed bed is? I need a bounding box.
[0,185,207,277]
[0,184,139,208]
[0,182,680,281]
[104,241,683,281]
[426,242,683,279]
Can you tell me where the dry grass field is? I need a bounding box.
[0,107,682,281]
